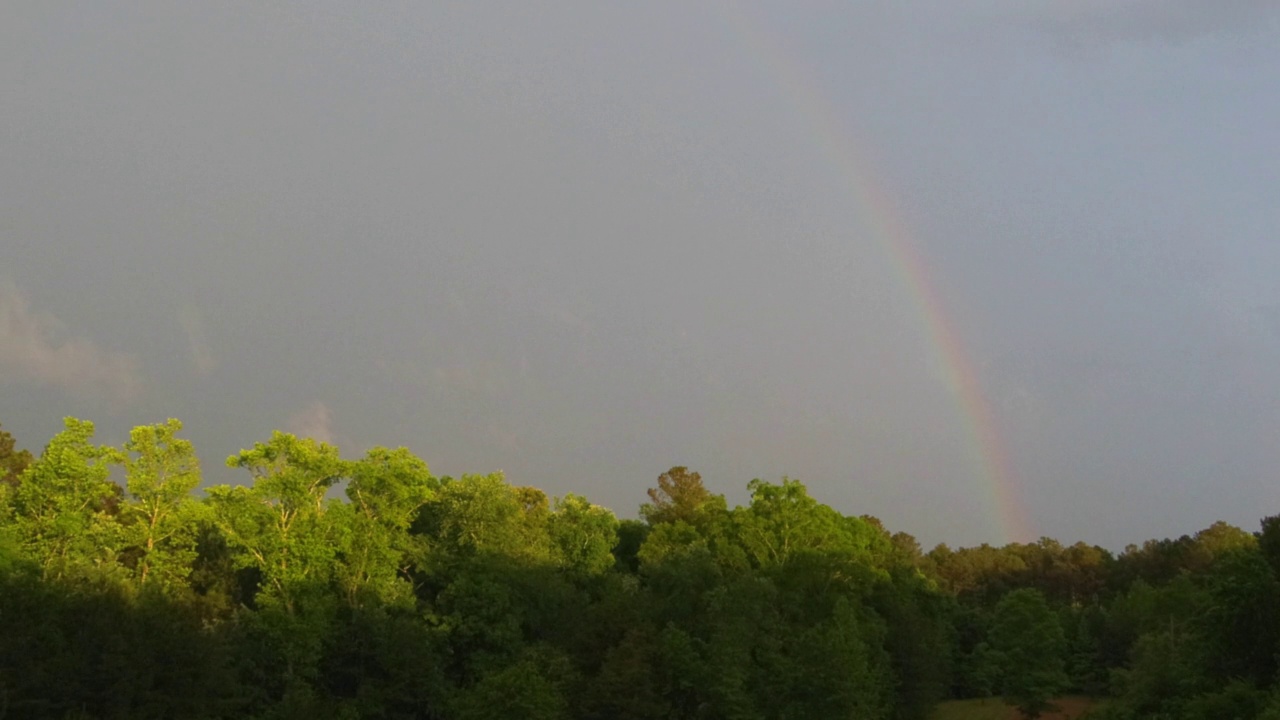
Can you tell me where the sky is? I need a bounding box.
[2,1,1279,549]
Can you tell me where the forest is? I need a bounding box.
[1,417,1279,720]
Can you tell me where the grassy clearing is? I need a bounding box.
[931,696,1100,720]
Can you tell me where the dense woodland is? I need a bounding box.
[2,417,1280,719]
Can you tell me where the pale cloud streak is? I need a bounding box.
[286,401,336,445]
[0,281,142,402]
[177,304,216,376]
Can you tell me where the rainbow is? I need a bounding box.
[717,4,1032,544]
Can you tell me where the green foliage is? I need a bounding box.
[1259,692,1280,720]
[928,698,1026,720]
[636,520,709,571]
[0,572,241,719]
[1180,680,1269,720]
[1257,514,1280,574]
[118,419,204,592]
[5,416,1280,719]
[209,432,348,613]
[0,422,33,488]
[611,518,649,573]
[640,466,716,526]
[548,494,618,576]
[1198,546,1280,683]
[1107,626,1209,717]
[319,606,448,719]
[419,473,551,563]
[765,595,893,720]
[874,572,955,720]
[733,477,879,570]
[988,589,1068,718]
[5,417,123,582]
[581,628,669,719]
[960,642,1002,700]
[453,659,569,720]
[1062,605,1108,695]
[337,446,435,608]
[928,543,1028,600]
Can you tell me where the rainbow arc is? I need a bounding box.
[718,4,1032,543]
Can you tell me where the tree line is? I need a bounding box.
[1,417,1279,719]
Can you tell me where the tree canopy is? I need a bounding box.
[0,416,1275,719]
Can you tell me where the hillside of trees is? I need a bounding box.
[2,417,1280,719]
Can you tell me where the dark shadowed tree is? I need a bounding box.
[1198,547,1280,683]
[1256,514,1280,576]
[989,589,1068,719]
[0,422,33,488]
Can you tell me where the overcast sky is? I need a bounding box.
[3,1,1279,549]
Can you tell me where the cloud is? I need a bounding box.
[177,304,216,376]
[431,361,511,400]
[286,401,336,445]
[1028,0,1279,44]
[1249,304,1280,345]
[0,281,142,402]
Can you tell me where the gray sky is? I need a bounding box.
[3,1,1279,549]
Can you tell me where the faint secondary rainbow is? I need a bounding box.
[717,4,1032,543]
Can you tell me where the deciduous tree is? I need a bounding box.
[118,419,203,591]
[6,417,121,581]
[989,589,1068,718]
